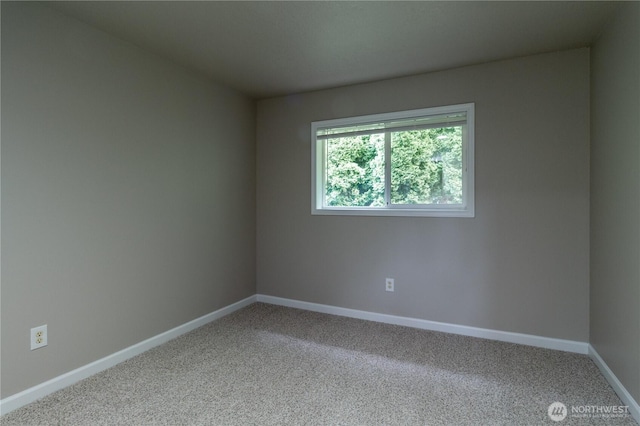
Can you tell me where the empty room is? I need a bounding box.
[1,1,638,424]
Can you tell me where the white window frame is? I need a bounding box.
[311,103,475,217]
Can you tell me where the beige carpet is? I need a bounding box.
[2,303,636,425]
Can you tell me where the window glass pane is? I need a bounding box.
[390,126,463,205]
[325,133,385,207]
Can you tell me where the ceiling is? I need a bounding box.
[47,1,620,99]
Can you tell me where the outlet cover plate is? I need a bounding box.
[31,325,48,350]
[385,278,395,292]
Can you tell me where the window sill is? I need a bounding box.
[312,207,475,218]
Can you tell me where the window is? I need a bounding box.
[312,103,475,217]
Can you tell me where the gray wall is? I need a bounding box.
[257,49,590,342]
[1,3,256,398]
[590,2,640,404]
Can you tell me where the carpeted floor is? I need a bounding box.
[2,303,636,425]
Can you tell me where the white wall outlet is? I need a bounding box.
[30,325,48,350]
[385,278,395,292]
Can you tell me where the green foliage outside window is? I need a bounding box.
[325,127,462,207]
[326,133,385,207]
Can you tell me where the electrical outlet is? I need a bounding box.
[385,278,395,292]
[31,325,48,350]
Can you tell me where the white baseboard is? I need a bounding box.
[0,295,257,416]
[256,294,589,354]
[589,345,640,424]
